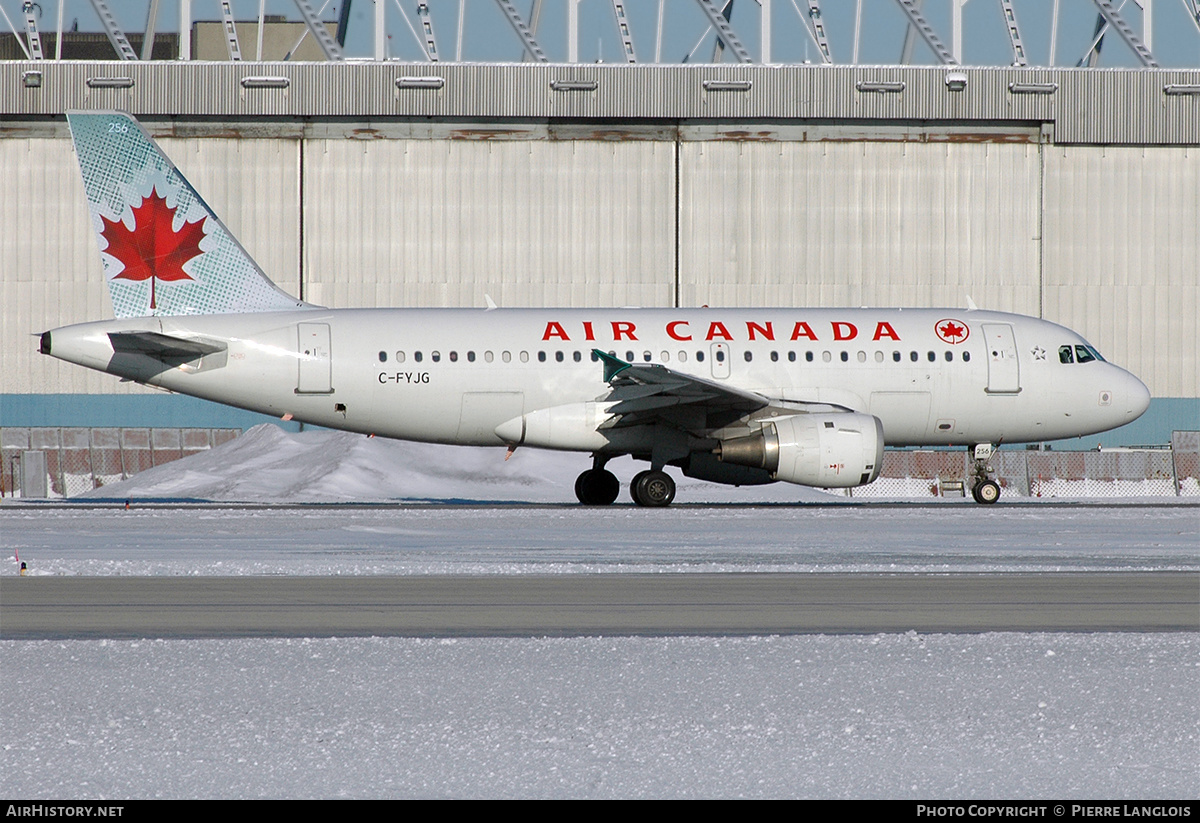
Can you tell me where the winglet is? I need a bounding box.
[593,349,631,383]
[966,295,979,312]
[484,294,498,311]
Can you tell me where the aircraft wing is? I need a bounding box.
[594,348,769,432]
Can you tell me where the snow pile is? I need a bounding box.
[79,424,835,504]
[2,633,1196,799]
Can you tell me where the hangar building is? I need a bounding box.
[1,54,1197,446]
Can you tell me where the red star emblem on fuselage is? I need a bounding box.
[935,319,969,344]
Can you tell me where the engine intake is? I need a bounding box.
[715,413,884,488]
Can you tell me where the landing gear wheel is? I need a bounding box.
[972,479,1001,505]
[575,469,619,506]
[630,469,676,507]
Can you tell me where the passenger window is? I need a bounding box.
[875,351,884,363]
[643,351,652,362]
[678,351,687,362]
[910,352,918,362]
[449,351,458,362]
[716,350,725,362]
[823,351,832,363]
[770,351,779,362]
[927,351,936,362]
[839,351,848,362]
[573,351,581,362]
[555,351,564,362]
[484,351,494,363]
[378,351,387,363]
[857,351,866,363]
[396,351,406,363]
[431,351,441,363]
[1059,346,1074,364]
[537,351,546,362]
[590,351,599,362]
[1075,345,1096,364]
[806,351,814,362]
[467,351,475,362]
[661,351,670,362]
[520,351,529,363]
[963,352,970,362]
[414,351,423,363]
[744,351,753,362]
[697,351,705,362]
[893,351,901,362]
[788,351,796,362]
[944,351,953,362]
[502,351,511,363]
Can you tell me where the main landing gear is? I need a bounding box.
[573,461,677,507]
[969,443,1002,505]
[629,469,676,507]
[574,466,620,506]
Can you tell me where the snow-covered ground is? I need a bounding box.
[70,424,1196,504]
[76,423,837,504]
[3,634,1196,799]
[2,428,1196,798]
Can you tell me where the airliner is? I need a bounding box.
[40,111,1151,506]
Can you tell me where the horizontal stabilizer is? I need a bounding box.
[108,331,225,362]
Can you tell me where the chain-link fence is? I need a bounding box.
[2,427,1197,499]
[853,436,1196,499]
[1,428,239,498]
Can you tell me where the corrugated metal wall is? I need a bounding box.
[1043,146,1199,398]
[4,63,1198,146]
[679,141,1042,312]
[2,130,1197,404]
[302,138,674,308]
[1,137,299,395]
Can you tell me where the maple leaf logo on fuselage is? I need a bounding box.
[935,319,970,344]
[100,187,207,310]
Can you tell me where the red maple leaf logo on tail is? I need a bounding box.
[100,187,207,309]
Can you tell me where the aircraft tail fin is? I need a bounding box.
[67,110,309,319]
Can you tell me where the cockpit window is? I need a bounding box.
[1060,344,1106,364]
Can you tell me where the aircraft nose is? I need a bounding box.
[1115,369,1151,422]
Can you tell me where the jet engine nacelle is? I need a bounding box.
[715,413,885,488]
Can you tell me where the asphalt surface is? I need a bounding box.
[2,573,1196,638]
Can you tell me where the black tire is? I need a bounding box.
[576,469,619,505]
[972,480,1001,505]
[631,469,676,507]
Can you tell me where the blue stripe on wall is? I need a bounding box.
[1,394,1195,445]
[0,394,303,432]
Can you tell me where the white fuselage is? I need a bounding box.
[45,307,1150,456]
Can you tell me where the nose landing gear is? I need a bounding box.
[969,443,1001,504]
